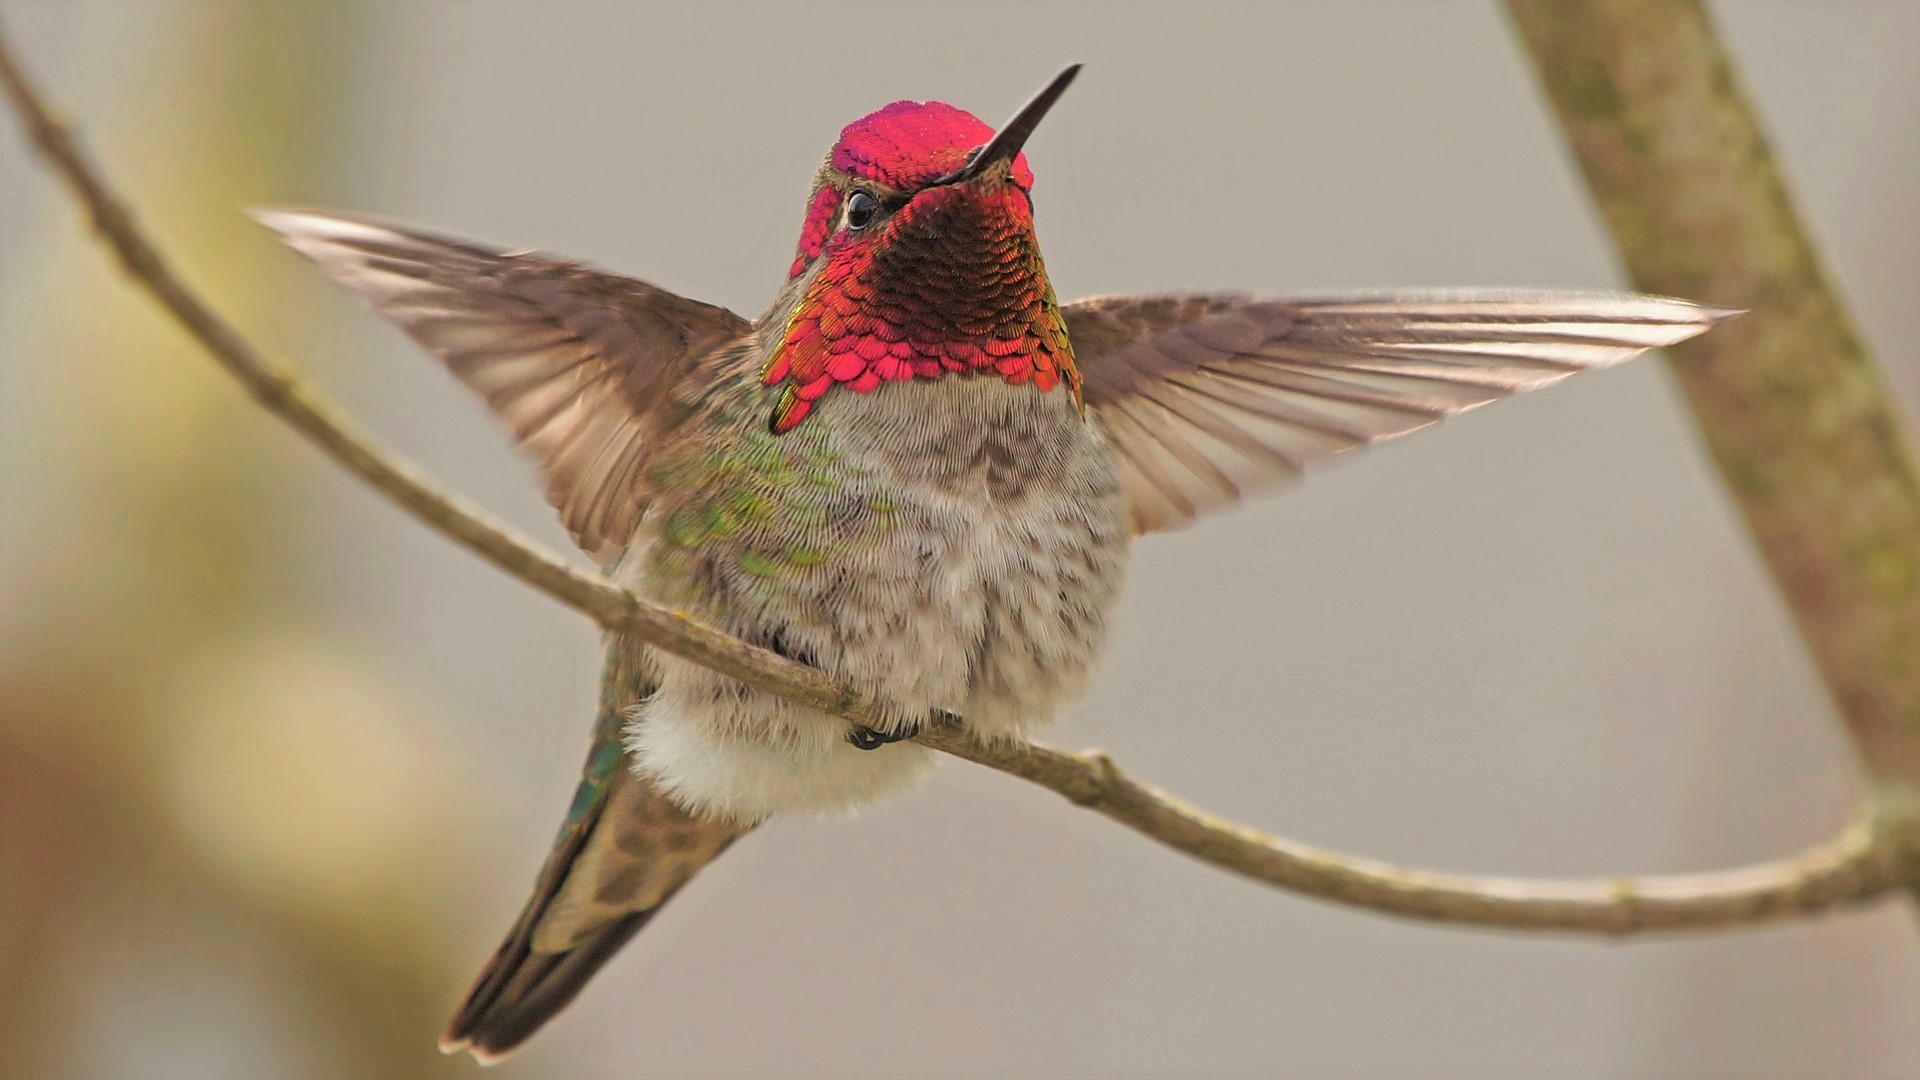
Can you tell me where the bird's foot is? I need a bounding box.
[846,720,922,751]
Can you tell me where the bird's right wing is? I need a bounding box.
[253,208,752,567]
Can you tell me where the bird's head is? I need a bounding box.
[764,66,1082,433]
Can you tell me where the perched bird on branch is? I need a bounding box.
[255,65,1731,1062]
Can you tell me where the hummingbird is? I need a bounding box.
[254,65,1731,1062]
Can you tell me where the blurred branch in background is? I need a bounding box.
[1506,0,1920,880]
[3,0,1918,1008]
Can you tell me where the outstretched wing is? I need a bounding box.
[252,208,752,566]
[1064,292,1735,535]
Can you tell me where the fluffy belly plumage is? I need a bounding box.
[620,377,1130,823]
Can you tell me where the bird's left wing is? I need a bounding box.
[252,209,752,566]
[1064,292,1735,535]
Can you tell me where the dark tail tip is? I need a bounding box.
[439,911,653,1064]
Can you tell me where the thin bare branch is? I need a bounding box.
[922,723,1912,932]
[5,19,1912,935]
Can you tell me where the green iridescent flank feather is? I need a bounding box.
[739,552,782,577]
[784,545,826,567]
[647,397,865,600]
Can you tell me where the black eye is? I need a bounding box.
[846,190,879,230]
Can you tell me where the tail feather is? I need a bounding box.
[441,764,747,1063]
[442,649,748,1063]
[443,912,651,1065]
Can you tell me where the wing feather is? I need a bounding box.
[1066,292,1736,534]
[252,208,751,565]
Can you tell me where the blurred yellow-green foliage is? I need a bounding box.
[0,6,489,1076]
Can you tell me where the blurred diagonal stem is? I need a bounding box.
[6,14,1918,936]
[1505,1,1920,863]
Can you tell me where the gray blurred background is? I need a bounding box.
[3,1,1918,1077]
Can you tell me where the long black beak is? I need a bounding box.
[934,64,1081,186]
